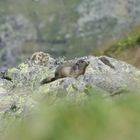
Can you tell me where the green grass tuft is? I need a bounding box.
[2,90,140,140]
[96,30,140,57]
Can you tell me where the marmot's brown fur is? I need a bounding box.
[40,59,89,84]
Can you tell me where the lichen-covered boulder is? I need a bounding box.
[3,52,56,88]
[38,55,140,97]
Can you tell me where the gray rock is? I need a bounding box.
[0,52,140,116]
[39,55,140,97]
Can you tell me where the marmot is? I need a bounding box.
[40,59,89,84]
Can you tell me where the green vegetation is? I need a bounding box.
[2,89,140,140]
[105,32,140,56]
[95,29,140,68]
[96,30,140,57]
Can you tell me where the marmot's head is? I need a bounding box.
[74,60,89,72]
[76,59,89,67]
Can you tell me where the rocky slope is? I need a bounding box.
[0,52,139,119]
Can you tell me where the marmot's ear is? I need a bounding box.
[75,62,79,65]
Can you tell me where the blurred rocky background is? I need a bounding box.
[0,0,140,69]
